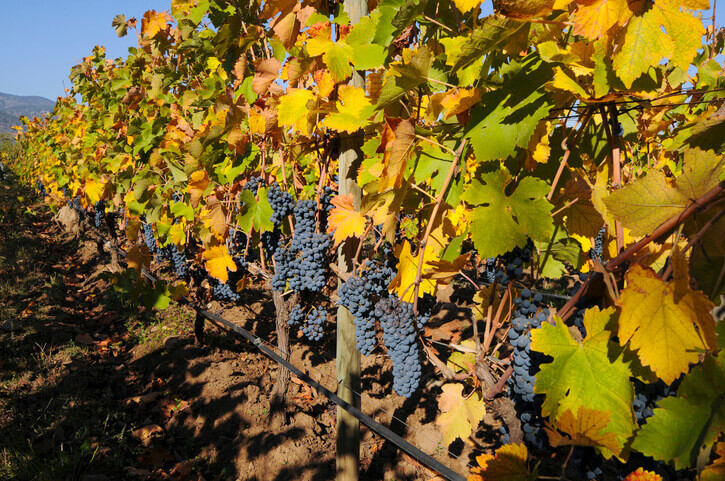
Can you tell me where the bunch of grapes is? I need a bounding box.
[632,379,677,424]
[272,200,329,293]
[319,185,336,231]
[211,279,240,302]
[69,196,86,220]
[267,182,295,225]
[170,246,188,279]
[0,161,6,181]
[286,305,327,341]
[171,192,182,202]
[261,229,280,257]
[505,288,549,449]
[374,296,426,398]
[590,227,606,262]
[484,240,534,285]
[338,260,396,355]
[287,200,329,292]
[142,222,158,255]
[243,176,265,195]
[93,201,105,228]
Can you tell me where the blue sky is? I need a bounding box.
[0,1,723,101]
[0,1,170,100]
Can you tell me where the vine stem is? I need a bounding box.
[484,359,513,399]
[602,104,624,253]
[352,222,372,275]
[412,139,467,315]
[547,108,593,201]
[557,180,725,322]
[482,281,512,354]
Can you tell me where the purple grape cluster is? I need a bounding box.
[211,279,240,302]
[589,227,606,262]
[506,288,549,449]
[287,305,326,342]
[272,200,329,293]
[170,246,188,279]
[267,181,295,225]
[142,222,158,255]
[243,176,265,195]
[374,296,425,398]
[484,240,534,285]
[337,260,395,355]
[93,201,105,228]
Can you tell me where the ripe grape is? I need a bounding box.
[170,246,188,279]
[267,181,295,225]
[93,201,105,228]
[590,227,606,262]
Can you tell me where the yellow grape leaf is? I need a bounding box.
[187,170,210,208]
[204,197,228,237]
[604,149,725,237]
[572,0,632,41]
[545,407,620,454]
[551,67,589,98]
[248,108,266,135]
[453,0,482,13]
[278,88,315,136]
[202,244,237,283]
[390,239,439,302]
[313,69,335,98]
[141,10,172,38]
[446,339,476,373]
[378,118,415,192]
[616,258,717,384]
[496,0,556,19]
[84,179,106,204]
[327,193,367,247]
[440,88,481,119]
[324,85,376,134]
[623,468,664,481]
[612,0,705,88]
[435,383,485,446]
[226,126,247,154]
[469,443,536,481]
[168,223,186,246]
[125,214,142,243]
[698,442,725,481]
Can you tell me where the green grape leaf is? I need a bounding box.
[604,148,725,236]
[531,308,636,458]
[170,200,195,221]
[632,354,725,469]
[461,171,554,259]
[237,188,274,233]
[464,55,553,162]
[448,17,528,73]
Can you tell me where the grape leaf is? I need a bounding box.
[464,55,553,162]
[545,406,620,454]
[461,171,554,259]
[632,354,725,470]
[278,88,314,136]
[604,148,725,236]
[623,468,663,481]
[616,259,717,384]
[324,86,376,134]
[448,18,528,73]
[469,443,536,481]
[389,239,438,302]
[571,0,631,41]
[446,339,476,373]
[531,307,636,458]
[435,383,486,446]
[612,0,705,88]
[252,57,282,96]
[553,174,606,239]
[202,244,237,283]
[698,441,725,481]
[378,118,415,192]
[187,170,210,208]
[237,189,274,233]
[327,193,367,246]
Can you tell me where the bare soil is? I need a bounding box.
[0,176,496,480]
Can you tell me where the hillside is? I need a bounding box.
[0,92,55,134]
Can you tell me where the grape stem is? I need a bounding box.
[412,139,468,315]
[546,108,593,201]
[557,180,725,322]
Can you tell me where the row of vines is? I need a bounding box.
[9,0,725,479]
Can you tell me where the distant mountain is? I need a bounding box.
[0,92,55,135]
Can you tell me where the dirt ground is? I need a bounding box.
[0,175,495,480]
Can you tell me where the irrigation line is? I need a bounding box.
[154,283,468,481]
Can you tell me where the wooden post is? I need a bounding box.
[337,0,366,479]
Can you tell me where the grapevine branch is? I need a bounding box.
[557,180,725,322]
[661,205,725,280]
[547,108,593,201]
[412,139,468,315]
